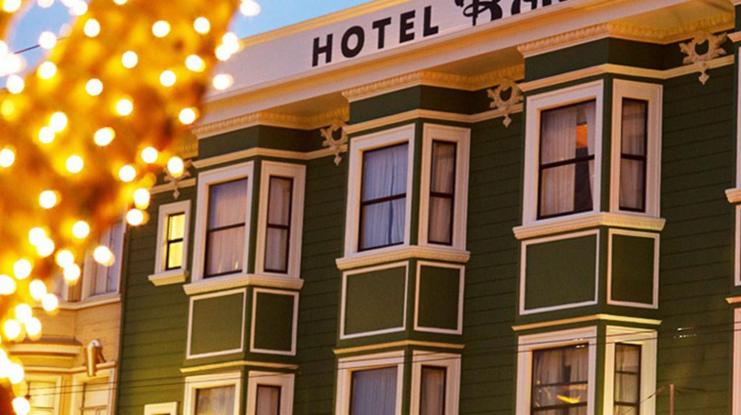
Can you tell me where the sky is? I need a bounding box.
[7,0,372,69]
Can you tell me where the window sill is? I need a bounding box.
[148,269,189,286]
[336,245,470,271]
[513,212,665,240]
[183,273,304,295]
[57,294,121,310]
[726,187,741,204]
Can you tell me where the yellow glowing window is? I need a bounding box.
[165,212,185,270]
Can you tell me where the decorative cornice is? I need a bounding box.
[191,147,336,169]
[511,314,663,332]
[335,246,471,271]
[9,342,82,356]
[182,273,304,296]
[192,107,349,139]
[513,212,666,241]
[150,178,196,195]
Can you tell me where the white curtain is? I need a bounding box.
[92,222,123,295]
[265,177,293,273]
[206,179,248,277]
[420,367,446,415]
[256,385,281,415]
[195,386,235,415]
[429,141,456,245]
[614,344,640,412]
[619,100,647,211]
[532,346,588,413]
[360,144,408,250]
[350,367,397,415]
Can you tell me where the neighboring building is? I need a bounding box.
[110,0,741,414]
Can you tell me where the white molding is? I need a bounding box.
[151,178,197,195]
[148,269,189,286]
[182,273,304,295]
[513,211,666,241]
[409,351,461,415]
[23,361,116,375]
[336,245,470,271]
[191,161,254,283]
[70,368,116,415]
[57,294,121,310]
[519,230,600,315]
[511,314,662,332]
[144,402,178,415]
[606,229,660,309]
[333,340,465,356]
[610,79,663,217]
[522,80,604,226]
[81,219,126,301]
[153,200,191,280]
[254,161,306,279]
[418,124,471,250]
[414,261,465,335]
[344,124,416,257]
[192,147,337,169]
[335,350,405,415]
[736,205,741,286]
[9,342,82,356]
[183,372,242,415]
[602,326,658,415]
[727,188,741,204]
[193,107,349,139]
[180,360,299,373]
[186,288,247,360]
[25,373,62,415]
[340,262,408,340]
[246,371,295,415]
[734,308,741,415]
[516,326,598,415]
[519,57,734,93]
[250,288,299,356]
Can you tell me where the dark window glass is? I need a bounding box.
[350,367,397,415]
[614,344,641,415]
[531,344,589,415]
[264,176,293,273]
[619,99,649,212]
[428,141,457,245]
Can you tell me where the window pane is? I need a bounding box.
[428,196,453,245]
[265,177,292,273]
[615,373,640,403]
[208,179,248,229]
[539,160,593,217]
[429,141,456,246]
[350,367,397,415]
[532,345,589,411]
[267,177,292,226]
[265,227,289,272]
[420,366,446,415]
[621,99,647,156]
[29,381,56,411]
[430,141,456,194]
[205,227,245,277]
[619,159,645,211]
[82,378,109,414]
[620,99,648,212]
[362,144,408,202]
[360,198,405,250]
[167,212,185,240]
[615,343,641,411]
[91,222,123,296]
[256,385,281,415]
[615,407,639,415]
[196,385,235,415]
[166,240,184,270]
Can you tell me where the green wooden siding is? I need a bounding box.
[610,234,656,305]
[343,266,407,336]
[190,292,244,356]
[252,291,295,352]
[417,265,461,331]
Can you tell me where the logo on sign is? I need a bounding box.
[454,0,566,26]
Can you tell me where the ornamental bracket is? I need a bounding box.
[487,79,523,127]
[321,121,349,166]
[163,159,192,199]
[679,32,727,85]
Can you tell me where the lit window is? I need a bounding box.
[264,177,293,273]
[205,179,249,278]
[531,345,589,415]
[165,212,186,270]
[614,344,641,415]
[351,367,398,415]
[152,200,191,283]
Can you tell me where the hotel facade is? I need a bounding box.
[20,0,741,413]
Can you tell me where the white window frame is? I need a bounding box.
[191,161,255,283]
[419,123,470,250]
[344,124,416,257]
[186,288,247,359]
[81,219,126,301]
[69,368,116,415]
[734,308,741,415]
[413,261,465,335]
[144,402,178,415]
[26,374,62,415]
[183,372,242,415]
[602,325,657,415]
[606,229,660,309]
[409,351,461,415]
[609,79,663,217]
[522,80,604,226]
[150,200,191,286]
[246,371,295,415]
[249,288,299,356]
[516,326,598,415]
[335,350,405,415]
[255,161,306,278]
[736,205,741,287]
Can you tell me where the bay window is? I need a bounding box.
[531,345,589,414]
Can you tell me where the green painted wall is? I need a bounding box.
[253,291,295,352]
[190,292,244,356]
[343,266,407,336]
[610,234,656,305]
[417,265,461,331]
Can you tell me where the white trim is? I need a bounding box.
[737,205,741,286]
[182,273,304,295]
[344,124,415,257]
[606,229,660,309]
[409,351,461,415]
[9,342,82,356]
[26,374,62,415]
[246,371,295,415]
[737,48,741,187]
[152,200,191,279]
[151,178,197,195]
[180,361,299,374]
[418,124,470,250]
[250,288,299,356]
[69,368,116,415]
[512,314,662,332]
[191,161,255,283]
[340,262,408,340]
[513,211,665,241]
[414,261,465,335]
[522,80,605,226]
[610,79,663,217]
[57,294,120,310]
[186,288,247,360]
[255,161,306,279]
[192,147,335,169]
[336,245,470,271]
[733,308,741,415]
[148,269,189,286]
[519,230,600,315]
[144,402,178,415]
[516,326,598,415]
[335,350,405,415]
[333,340,465,356]
[183,372,242,415]
[602,325,658,415]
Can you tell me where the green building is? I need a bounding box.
[111,0,741,414]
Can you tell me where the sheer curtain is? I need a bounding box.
[532,346,588,414]
[360,144,408,250]
[265,177,293,273]
[420,366,446,415]
[195,386,235,415]
[205,179,248,277]
[350,367,397,415]
[619,99,648,211]
[428,141,456,245]
[256,385,281,415]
